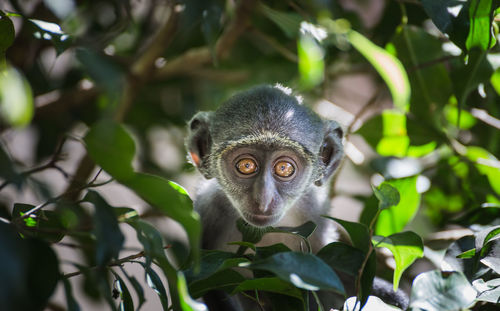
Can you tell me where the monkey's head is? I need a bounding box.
[186,85,343,227]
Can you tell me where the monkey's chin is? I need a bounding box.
[244,213,282,227]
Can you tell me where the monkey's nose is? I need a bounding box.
[255,199,277,215]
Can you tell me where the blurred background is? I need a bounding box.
[0,0,499,310]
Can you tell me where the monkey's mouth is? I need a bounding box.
[244,213,280,227]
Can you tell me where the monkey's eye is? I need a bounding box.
[236,158,258,175]
[274,160,295,178]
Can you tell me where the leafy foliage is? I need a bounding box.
[0,0,499,310]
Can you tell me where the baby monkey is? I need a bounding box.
[186,85,405,310]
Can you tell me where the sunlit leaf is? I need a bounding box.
[473,278,500,303]
[375,176,420,236]
[466,146,500,195]
[0,66,34,127]
[444,103,477,129]
[248,252,344,294]
[372,231,424,290]
[491,68,500,95]
[466,0,497,50]
[298,32,324,90]
[409,270,476,311]
[347,30,410,112]
[13,203,65,243]
[177,272,208,311]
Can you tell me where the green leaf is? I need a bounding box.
[466,146,500,195]
[84,121,135,180]
[0,12,15,53]
[276,221,317,239]
[420,0,470,50]
[76,48,123,95]
[359,252,376,309]
[298,33,325,90]
[409,270,476,311]
[110,270,134,311]
[377,110,409,157]
[247,252,345,294]
[13,203,65,243]
[372,231,424,290]
[491,68,500,95]
[347,30,410,112]
[177,272,208,311]
[232,277,303,300]
[84,190,125,266]
[138,262,170,311]
[62,278,81,311]
[473,278,500,303]
[188,269,245,298]
[317,242,365,276]
[466,0,497,50]
[0,65,34,127]
[480,239,500,274]
[324,216,370,254]
[119,267,145,311]
[373,182,400,211]
[375,176,420,236]
[0,222,60,311]
[258,3,302,38]
[85,121,201,265]
[184,250,248,284]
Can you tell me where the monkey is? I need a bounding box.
[185,85,408,310]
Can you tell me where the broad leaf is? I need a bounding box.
[323,216,370,254]
[343,295,402,311]
[84,190,125,266]
[373,182,400,211]
[348,30,410,112]
[247,252,344,294]
[473,278,500,304]
[465,0,497,50]
[375,176,420,236]
[232,277,303,300]
[0,66,34,127]
[409,270,476,311]
[317,242,365,276]
[372,231,424,290]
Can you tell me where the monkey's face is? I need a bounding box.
[218,145,313,227]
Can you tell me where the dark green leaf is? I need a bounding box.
[324,216,370,254]
[189,269,245,298]
[0,222,60,311]
[184,250,247,284]
[0,12,14,52]
[84,121,135,180]
[442,235,478,279]
[317,242,365,276]
[276,221,317,239]
[372,231,424,290]
[232,277,303,300]
[409,270,476,311]
[13,203,65,242]
[255,243,292,260]
[76,48,123,96]
[420,0,470,50]
[258,3,302,38]
[62,278,81,311]
[373,182,400,210]
[359,252,376,309]
[119,267,145,310]
[137,262,170,311]
[110,270,134,311]
[248,252,345,294]
[84,190,125,266]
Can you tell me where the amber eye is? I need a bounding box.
[236,158,258,175]
[274,161,295,178]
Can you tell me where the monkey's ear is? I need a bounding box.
[186,111,214,179]
[315,121,344,187]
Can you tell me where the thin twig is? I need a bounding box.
[63,245,172,279]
